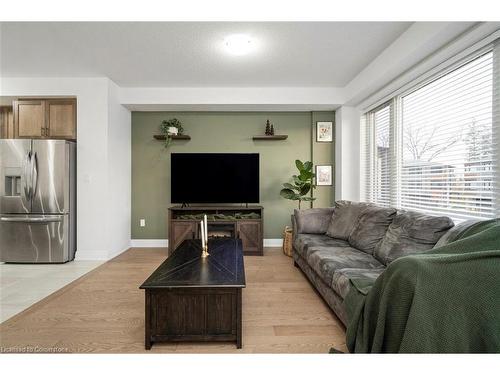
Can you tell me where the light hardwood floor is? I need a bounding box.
[0,247,347,353]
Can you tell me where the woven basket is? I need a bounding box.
[282,226,293,257]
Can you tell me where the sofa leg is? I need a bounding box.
[294,261,299,268]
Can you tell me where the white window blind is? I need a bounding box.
[364,103,392,207]
[400,51,495,220]
[363,44,499,222]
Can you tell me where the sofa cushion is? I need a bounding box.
[433,219,479,248]
[294,233,350,259]
[294,208,335,234]
[374,211,454,265]
[307,246,384,287]
[348,206,396,254]
[326,200,373,240]
[332,267,385,299]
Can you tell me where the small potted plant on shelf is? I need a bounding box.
[160,118,184,148]
[280,160,316,209]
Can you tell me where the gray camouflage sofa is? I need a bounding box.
[292,201,458,325]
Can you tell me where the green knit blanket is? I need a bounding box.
[345,219,500,353]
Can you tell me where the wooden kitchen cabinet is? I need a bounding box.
[14,100,45,138]
[13,98,76,140]
[45,99,77,139]
[0,106,15,139]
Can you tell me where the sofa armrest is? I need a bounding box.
[294,208,335,234]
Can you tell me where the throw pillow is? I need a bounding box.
[348,206,397,254]
[374,211,454,265]
[326,200,373,240]
[294,208,335,234]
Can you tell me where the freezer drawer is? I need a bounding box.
[0,214,72,263]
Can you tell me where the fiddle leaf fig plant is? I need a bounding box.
[280,159,316,209]
[160,118,184,148]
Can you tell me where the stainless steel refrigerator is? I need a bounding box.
[0,139,76,263]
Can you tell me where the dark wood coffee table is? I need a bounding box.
[140,238,246,349]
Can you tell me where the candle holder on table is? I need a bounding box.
[200,215,209,258]
[201,245,209,258]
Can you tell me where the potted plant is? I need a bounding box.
[160,118,184,148]
[280,160,316,209]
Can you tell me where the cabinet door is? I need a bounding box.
[0,107,14,139]
[170,222,197,255]
[14,100,45,138]
[46,99,76,139]
[237,221,262,255]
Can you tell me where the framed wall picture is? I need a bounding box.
[316,121,333,142]
[316,165,333,186]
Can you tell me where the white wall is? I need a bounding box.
[106,80,132,258]
[2,77,131,260]
[335,106,361,202]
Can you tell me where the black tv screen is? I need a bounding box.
[171,153,260,204]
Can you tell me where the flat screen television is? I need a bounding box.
[171,153,260,204]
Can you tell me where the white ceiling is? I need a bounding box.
[1,22,411,87]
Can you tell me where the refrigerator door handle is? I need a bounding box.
[31,151,38,199]
[22,151,32,201]
[0,215,64,223]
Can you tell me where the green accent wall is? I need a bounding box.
[131,111,334,239]
[312,111,335,208]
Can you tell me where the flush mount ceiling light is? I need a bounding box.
[223,34,255,56]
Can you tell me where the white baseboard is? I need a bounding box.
[130,239,169,248]
[74,249,112,261]
[264,238,283,247]
[129,238,283,248]
[75,252,108,261]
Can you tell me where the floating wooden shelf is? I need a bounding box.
[252,135,288,140]
[153,134,191,140]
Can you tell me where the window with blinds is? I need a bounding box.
[364,104,392,207]
[400,51,494,220]
[363,45,499,222]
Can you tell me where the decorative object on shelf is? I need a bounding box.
[316,165,333,186]
[160,118,185,148]
[255,119,286,140]
[280,159,316,209]
[316,121,333,142]
[200,214,209,258]
[265,119,271,135]
[282,226,293,257]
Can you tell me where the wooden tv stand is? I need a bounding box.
[168,205,263,256]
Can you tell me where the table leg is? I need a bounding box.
[236,288,242,349]
[145,290,152,350]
